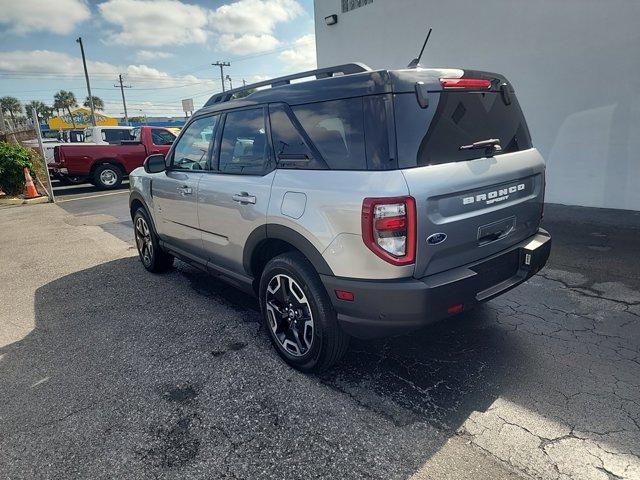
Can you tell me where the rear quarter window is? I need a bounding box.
[292,98,367,170]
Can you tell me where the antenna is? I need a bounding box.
[408,28,433,68]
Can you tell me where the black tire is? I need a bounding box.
[259,252,349,372]
[133,208,174,273]
[93,163,123,190]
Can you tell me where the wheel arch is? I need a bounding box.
[244,224,334,282]
[90,159,126,176]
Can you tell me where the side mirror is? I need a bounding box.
[143,154,166,174]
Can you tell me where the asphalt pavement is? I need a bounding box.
[0,182,638,479]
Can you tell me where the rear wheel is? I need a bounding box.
[259,252,349,372]
[133,208,174,273]
[93,163,123,190]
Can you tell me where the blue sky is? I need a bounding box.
[0,0,317,117]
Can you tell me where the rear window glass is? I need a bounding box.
[218,108,270,175]
[292,98,367,170]
[396,91,532,167]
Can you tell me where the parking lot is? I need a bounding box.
[1,183,639,479]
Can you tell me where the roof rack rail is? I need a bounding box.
[204,63,371,107]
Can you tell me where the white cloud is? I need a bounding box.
[217,34,281,56]
[0,50,216,90]
[279,34,316,72]
[135,50,175,61]
[209,0,303,55]
[209,0,303,35]
[98,0,209,47]
[0,0,90,35]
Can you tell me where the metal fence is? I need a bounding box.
[0,110,55,201]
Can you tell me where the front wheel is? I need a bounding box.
[259,252,349,372]
[133,208,174,273]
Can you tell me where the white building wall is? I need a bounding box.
[314,0,640,211]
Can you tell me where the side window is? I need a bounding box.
[218,108,270,175]
[171,116,218,171]
[131,128,141,142]
[269,105,324,169]
[292,98,367,170]
[103,129,130,144]
[152,129,176,146]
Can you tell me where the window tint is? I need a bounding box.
[102,129,133,144]
[292,98,366,170]
[396,91,532,167]
[171,116,218,170]
[152,129,176,146]
[269,105,324,169]
[218,108,270,175]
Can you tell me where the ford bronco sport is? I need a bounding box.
[129,63,551,372]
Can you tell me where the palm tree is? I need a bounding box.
[83,95,104,111]
[0,96,22,124]
[53,90,78,127]
[25,100,54,122]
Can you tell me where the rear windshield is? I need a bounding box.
[396,91,532,168]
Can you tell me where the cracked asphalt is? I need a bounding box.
[0,189,639,479]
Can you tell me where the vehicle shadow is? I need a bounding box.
[0,256,518,478]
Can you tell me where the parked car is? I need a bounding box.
[129,63,551,372]
[52,126,175,189]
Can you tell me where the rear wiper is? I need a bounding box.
[459,138,502,154]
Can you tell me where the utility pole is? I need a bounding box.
[114,74,131,125]
[226,74,233,90]
[76,37,96,126]
[212,61,230,91]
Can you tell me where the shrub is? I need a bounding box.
[0,142,35,196]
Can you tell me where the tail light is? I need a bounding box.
[361,196,416,266]
[440,78,492,90]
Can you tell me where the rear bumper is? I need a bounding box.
[320,228,551,339]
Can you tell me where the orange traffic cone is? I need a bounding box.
[23,167,39,199]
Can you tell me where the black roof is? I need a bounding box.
[199,63,393,115]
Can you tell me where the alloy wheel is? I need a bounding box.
[265,274,314,357]
[100,168,118,187]
[135,216,154,266]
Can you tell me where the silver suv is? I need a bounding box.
[129,63,551,372]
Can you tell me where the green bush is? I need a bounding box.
[0,142,35,196]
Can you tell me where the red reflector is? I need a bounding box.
[447,304,464,314]
[335,290,355,301]
[440,78,491,90]
[374,216,406,231]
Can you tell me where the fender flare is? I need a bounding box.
[243,224,334,277]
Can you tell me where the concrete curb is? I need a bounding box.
[0,196,51,206]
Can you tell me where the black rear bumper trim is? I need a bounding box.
[320,228,551,339]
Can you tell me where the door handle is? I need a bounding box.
[177,185,193,196]
[232,192,257,204]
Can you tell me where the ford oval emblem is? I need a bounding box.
[427,233,447,245]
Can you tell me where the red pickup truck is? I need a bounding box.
[52,126,176,189]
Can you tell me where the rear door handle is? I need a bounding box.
[177,185,193,196]
[232,192,256,204]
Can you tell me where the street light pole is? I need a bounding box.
[212,61,230,92]
[76,37,96,127]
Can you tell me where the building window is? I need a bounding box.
[342,0,373,14]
